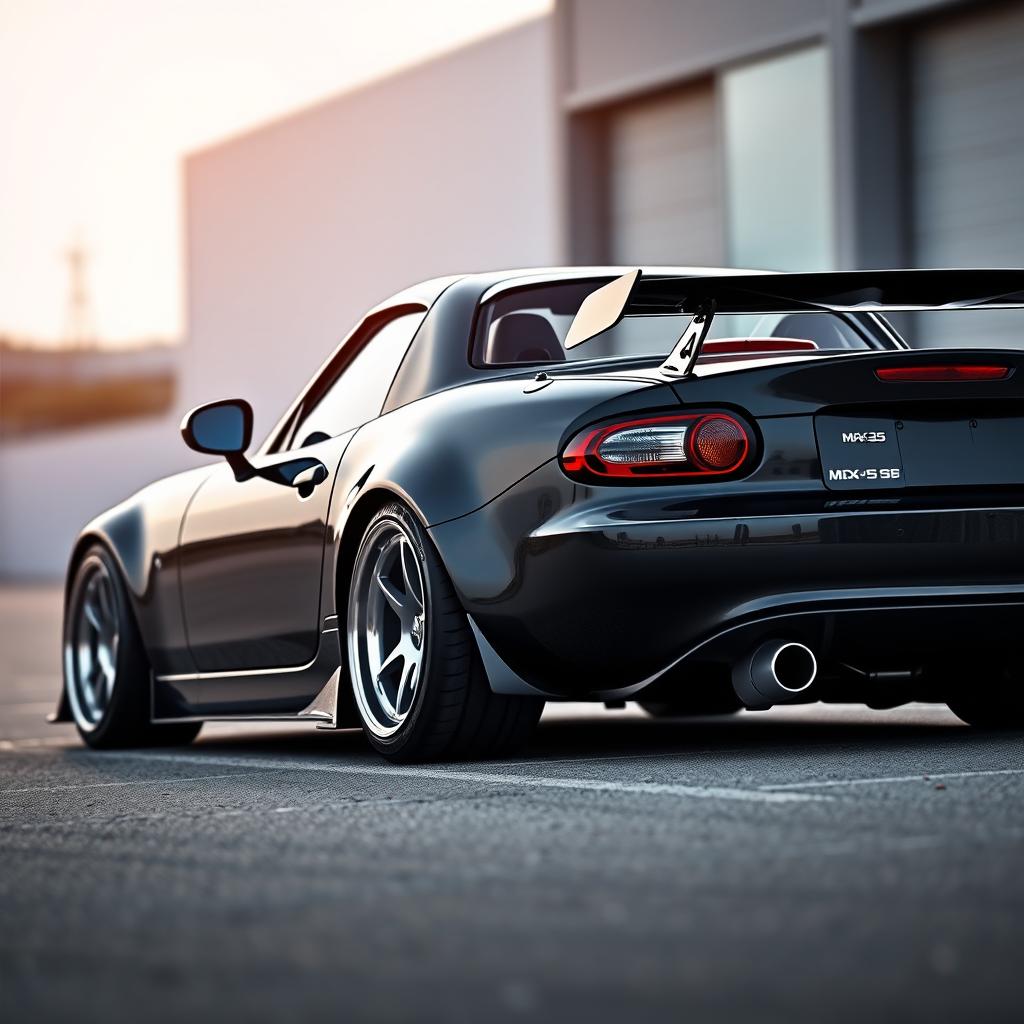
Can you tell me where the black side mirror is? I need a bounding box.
[180,398,327,494]
[181,399,253,456]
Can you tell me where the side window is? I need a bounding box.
[289,310,425,449]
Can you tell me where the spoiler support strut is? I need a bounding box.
[660,300,716,378]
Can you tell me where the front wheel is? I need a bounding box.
[64,545,201,749]
[346,503,543,762]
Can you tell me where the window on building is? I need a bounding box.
[722,46,834,272]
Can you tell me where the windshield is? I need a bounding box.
[474,280,892,367]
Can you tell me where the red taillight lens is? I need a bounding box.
[560,413,751,482]
[690,415,747,470]
[875,365,1010,382]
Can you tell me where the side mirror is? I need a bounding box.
[179,398,327,494]
[181,399,253,456]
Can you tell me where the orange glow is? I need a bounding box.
[0,0,550,346]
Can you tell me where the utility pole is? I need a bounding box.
[63,236,96,348]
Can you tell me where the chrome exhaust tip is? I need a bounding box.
[732,640,817,709]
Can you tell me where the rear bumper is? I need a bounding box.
[431,463,1024,697]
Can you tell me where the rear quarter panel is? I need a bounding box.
[321,373,679,620]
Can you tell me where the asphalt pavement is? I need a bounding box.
[2,583,1024,1023]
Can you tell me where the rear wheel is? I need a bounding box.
[347,503,543,762]
[64,545,201,749]
[947,664,1024,729]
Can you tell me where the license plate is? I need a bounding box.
[815,416,904,491]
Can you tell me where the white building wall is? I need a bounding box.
[1,17,555,578]
[0,414,203,579]
[184,17,557,446]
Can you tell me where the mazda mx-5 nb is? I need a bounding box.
[56,267,1024,761]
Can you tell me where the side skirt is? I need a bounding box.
[151,621,342,723]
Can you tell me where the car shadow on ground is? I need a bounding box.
[138,705,1008,769]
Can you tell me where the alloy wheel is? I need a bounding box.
[65,556,121,731]
[348,519,428,738]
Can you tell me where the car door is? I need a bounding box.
[178,308,427,673]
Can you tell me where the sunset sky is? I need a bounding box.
[0,0,549,346]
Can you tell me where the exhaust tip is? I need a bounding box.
[771,643,817,694]
[733,640,817,709]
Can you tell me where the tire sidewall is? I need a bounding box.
[64,544,148,745]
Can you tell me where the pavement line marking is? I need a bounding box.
[487,748,754,768]
[0,771,278,796]
[0,736,751,765]
[762,767,1024,791]
[71,749,829,803]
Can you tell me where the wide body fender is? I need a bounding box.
[67,466,212,676]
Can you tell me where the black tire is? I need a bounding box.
[346,503,543,763]
[64,544,201,749]
[947,665,1024,729]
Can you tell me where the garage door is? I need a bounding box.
[607,81,724,266]
[911,2,1024,346]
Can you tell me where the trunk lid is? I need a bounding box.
[666,348,1024,491]
[808,352,1024,491]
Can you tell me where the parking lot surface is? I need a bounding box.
[2,584,1023,1022]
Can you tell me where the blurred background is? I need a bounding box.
[3,0,1024,579]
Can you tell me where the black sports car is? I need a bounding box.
[56,266,1024,761]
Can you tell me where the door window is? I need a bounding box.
[288,310,425,448]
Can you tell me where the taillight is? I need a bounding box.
[560,413,752,482]
[875,365,1010,382]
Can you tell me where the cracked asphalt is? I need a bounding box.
[2,584,1024,1023]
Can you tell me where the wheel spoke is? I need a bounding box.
[375,573,406,616]
[377,642,403,682]
[97,575,115,623]
[86,657,103,693]
[83,583,103,633]
[78,664,99,717]
[398,539,423,612]
[394,656,417,716]
[96,639,114,679]
[82,656,106,717]
[99,662,116,705]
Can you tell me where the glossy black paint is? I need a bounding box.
[60,268,1024,723]
[635,268,1024,314]
[177,431,350,673]
[433,460,1024,695]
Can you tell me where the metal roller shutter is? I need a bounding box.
[607,81,724,266]
[912,2,1024,346]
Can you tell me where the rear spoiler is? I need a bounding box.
[564,267,1024,378]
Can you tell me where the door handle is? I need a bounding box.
[293,463,328,499]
